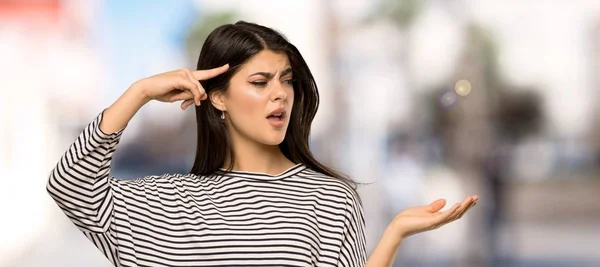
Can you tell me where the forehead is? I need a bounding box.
[238,50,291,74]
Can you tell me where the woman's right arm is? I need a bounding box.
[45,83,151,234]
[47,65,229,234]
[99,64,229,133]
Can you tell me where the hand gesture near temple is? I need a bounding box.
[137,64,229,110]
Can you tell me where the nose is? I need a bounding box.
[271,81,288,102]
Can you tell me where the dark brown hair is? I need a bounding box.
[190,21,356,188]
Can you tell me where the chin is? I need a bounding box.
[262,137,286,146]
[261,132,287,146]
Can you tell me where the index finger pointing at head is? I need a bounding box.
[193,64,230,80]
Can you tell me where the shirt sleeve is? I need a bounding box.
[46,110,125,265]
[337,190,368,267]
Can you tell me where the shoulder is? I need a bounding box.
[297,167,361,206]
[299,168,365,230]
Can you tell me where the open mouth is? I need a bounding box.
[266,109,286,127]
[267,113,284,120]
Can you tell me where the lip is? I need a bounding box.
[267,107,286,118]
[267,107,286,128]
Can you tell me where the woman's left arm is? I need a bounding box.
[365,195,479,267]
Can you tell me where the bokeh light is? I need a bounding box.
[440,90,458,108]
[455,79,472,96]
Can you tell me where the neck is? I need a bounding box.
[225,132,295,175]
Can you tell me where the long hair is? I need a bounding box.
[190,21,356,188]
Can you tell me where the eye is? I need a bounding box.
[250,81,268,87]
[284,79,295,85]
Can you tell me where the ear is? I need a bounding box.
[209,90,227,112]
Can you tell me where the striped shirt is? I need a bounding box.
[47,111,367,267]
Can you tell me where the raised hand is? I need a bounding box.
[99,64,229,134]
[389,195,479,239]
[136,64,229,110]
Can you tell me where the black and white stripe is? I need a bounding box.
[47,111,367,267]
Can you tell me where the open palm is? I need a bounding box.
[391,195,479,238]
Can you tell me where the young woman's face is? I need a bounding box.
[219,50,295,146]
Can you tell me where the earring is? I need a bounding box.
[220,111,225,120]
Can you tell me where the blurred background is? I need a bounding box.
[1,0,600,266]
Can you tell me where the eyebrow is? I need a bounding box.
[249,67,293,79]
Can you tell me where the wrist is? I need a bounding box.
[382,225,404,248]
[128,80,152,104]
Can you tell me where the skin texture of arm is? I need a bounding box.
[365,196,479,267]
